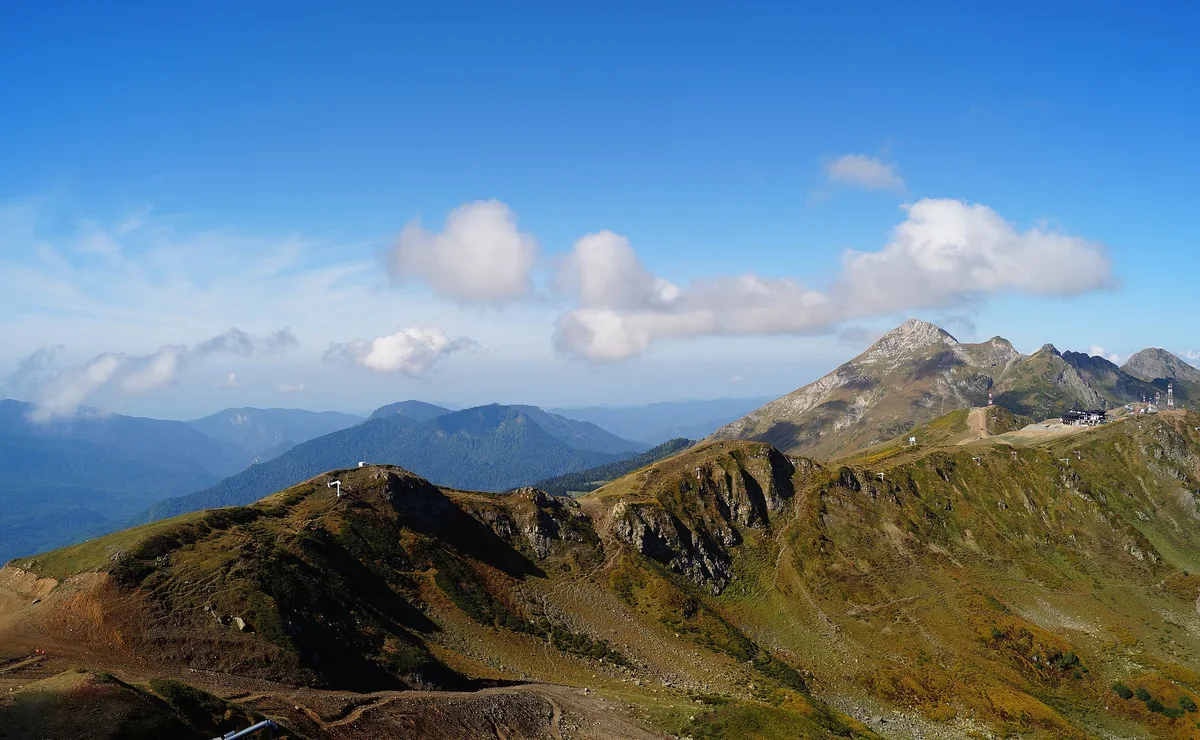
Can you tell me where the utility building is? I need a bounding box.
[1062,409,1105,426]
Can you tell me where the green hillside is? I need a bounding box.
[9,409,1200,738]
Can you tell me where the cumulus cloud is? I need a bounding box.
[389,200,538,304]
[325,326,476,377]
[1089,345,1123,364]
[19,327,298,421]
[554,198,1114,362]
[120,346,186,394]
[825,154,905,191]
[1180,350,1200,366]
[836,199,1112,313]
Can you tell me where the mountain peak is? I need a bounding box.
[862,319,957,362]
[1036,343,1061,357]
[1122,347,1200,383]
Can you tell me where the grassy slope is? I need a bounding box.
[12,411,1200,738]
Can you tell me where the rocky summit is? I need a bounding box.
[709,318,1195,459]
[1124,347,1200,385]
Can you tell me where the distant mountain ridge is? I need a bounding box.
[144,403,643,521]
[710,318,1194,459]
[548,397,773,444]
[0,399,254,562]
[524,437,694,496]
[365,400,453,422]
[188,407,364,455]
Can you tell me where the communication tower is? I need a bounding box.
[1168,382,1175,410]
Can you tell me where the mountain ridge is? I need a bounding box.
[9,408,1200,737]
[143,403,643,522]
[709,318,1195,458]
[188,407,364,455]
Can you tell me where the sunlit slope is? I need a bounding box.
[8,410,1200,738]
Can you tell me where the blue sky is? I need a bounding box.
[1,2,1198,418]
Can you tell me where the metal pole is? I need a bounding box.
[216,719,279,740]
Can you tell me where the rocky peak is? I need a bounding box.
[1122,348,1200,383]
[861,319,957,363]
[1037,343,1061,357]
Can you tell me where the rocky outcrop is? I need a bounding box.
[608,445,798,594]
[859,318,958,367]
[469,487,597,559]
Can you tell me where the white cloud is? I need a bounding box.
[1180,350,1200,365]
[120,346,185,393]
[218,372,241,387]
[837,199,1112,313]
[825,154,905,191]
[1089,345,1123,365]
[325,326,476,377]
[729,375,743,383]
[19,327,297,421]
[30,354,123,422]
[389,200,538,304]
[278,382,305,393]
[553,231,680,310]
[554,198,1114,362]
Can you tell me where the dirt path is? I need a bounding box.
[963,407,989,443]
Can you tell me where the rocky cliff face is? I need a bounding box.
[469,486,597,559]
[606,443,803,594]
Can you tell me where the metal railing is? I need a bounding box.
[214,719,279,739]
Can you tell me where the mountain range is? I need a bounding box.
[0,400,253,563]
[710,318,1197,459]
[143,403,645,522]
[6,400,1200,737]
[187,407,363,457]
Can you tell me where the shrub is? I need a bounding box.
[1112,683,1133,700]
[1136,687,1152,702]
[1181,695,1198,713]
[1051,651,1080,670]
